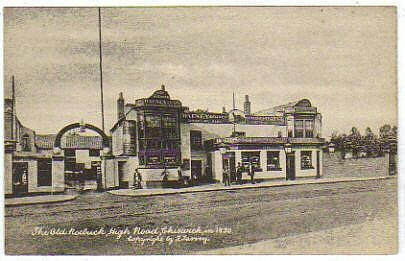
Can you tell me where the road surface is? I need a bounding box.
[5,178,397,255]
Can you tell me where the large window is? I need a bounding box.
[37,159,52,186]
[138,112,180,166]
[294,120,304,138]
[190,130,203,150]
[241,151,261,171]
[294,119,314,138]
[145,114,161,138]
[267,151,281,171]
[162,115,178,139]
[301,151,313,169]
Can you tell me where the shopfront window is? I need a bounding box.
[241,151,261,171]
[267,151,281,171]
[301,151,313,169]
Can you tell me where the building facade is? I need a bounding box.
[109,85,324,189]
[4,97,107,197]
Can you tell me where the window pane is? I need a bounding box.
[190,131,203,150]
[241,151,261,170]
[267,151,280,170]
[301,151,313,169]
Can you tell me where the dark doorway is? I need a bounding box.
[191,160,202,183]
[286,153,296,180]
[118,161,128,188]
[12,162,29,196]
[206,153,212,182]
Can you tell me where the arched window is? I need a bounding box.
[22,134,31,151]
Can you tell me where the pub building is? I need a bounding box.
[109,85,324,188]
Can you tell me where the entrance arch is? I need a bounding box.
[53,122,110,192]
[54,123,110,149]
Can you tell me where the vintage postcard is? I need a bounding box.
[3,6,398,255]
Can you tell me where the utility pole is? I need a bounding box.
[11,76,15,140]
[232,92,236,134]
[98,7,105,132]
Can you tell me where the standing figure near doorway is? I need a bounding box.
[249,162,255,184]
[223,166,230,186]
[161,167,169,188]
[133,168,142,189]
[236,162,243,184]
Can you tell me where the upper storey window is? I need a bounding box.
[294,119,314,138]
[21,134,31,151]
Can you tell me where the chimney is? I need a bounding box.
[117,92,125,120]
[222,106,226,113]
[244,95,251,115]
[161,84,165,91]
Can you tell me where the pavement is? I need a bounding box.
[4,175,395,206]
[199,217,398,254]
[5,194,77,207]
[107,175,395,197]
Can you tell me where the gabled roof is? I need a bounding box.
[253,99,312,116]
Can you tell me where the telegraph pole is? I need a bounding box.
[11,76,15,140]
[232,92,236,134]
[98,7,105,132]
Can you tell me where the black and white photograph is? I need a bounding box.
[2,5,399,255]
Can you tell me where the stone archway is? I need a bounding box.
[54,123,110,149]
[53,122,111,192]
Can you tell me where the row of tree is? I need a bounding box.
[330,124,397,158]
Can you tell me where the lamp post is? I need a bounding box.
[284,141,293,180]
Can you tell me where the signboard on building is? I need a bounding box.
[135,98,182,108]
[182,111,285,125]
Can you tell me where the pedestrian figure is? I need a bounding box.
[177,166,184,187]
[223,167,230,186]
[249,162,255,184]
[161,167,169,188]
[236,162,243,184]
[134,168,142,189]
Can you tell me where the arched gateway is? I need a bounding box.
[53,122,111,191]
[54,122,110,149]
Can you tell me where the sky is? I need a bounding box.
[3,7,397,137]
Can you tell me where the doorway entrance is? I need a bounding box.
[222,152,236,182]
[286,152,296,180]
[118,161,128,188]
[12,162,28,196]
[191,160,202,183]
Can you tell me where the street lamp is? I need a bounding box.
[284,141,293,181]
[284,142,292,154]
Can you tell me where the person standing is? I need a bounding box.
[134,168,142,189]
[236,162,243,184]
[161,167,169,188]
[177,166,184,187]
[223,167,230,186]
[249,162,255,184]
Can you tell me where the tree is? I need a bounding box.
[379,124,392,139]
[364,127,376,140]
